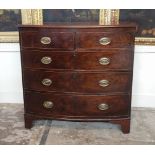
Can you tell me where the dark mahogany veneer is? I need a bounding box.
[18,23,137,134]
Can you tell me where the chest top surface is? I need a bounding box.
[18,22,137,28]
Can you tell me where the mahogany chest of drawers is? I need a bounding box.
[19,23,137,133]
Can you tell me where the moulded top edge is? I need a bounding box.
[18,22,137,29]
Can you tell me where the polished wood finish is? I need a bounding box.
[19,23,137,133]
[22,49,133,71]
[23,70,131,93]
[78,32,134,48]
[22,51,75,70]
[76,50,133,70]
[20,31,75,50]
[24,91,130,117]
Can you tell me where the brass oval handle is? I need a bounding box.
[99,79,109,87]
[41,56,52,64]
[42,78,52,86]
[40,37,51,44]
[99,37,111,45]
[43,101,54,109]
[98,103,109,111]
[99,57,110,65]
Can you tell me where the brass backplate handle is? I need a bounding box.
[99,37,111,45]
[40,37,51,44]
[42,78,52,86]
[99,57,110,65]
[99,79,109,87]
[98,103,109,111]
[41,56,52,64]
[43,101,54,109]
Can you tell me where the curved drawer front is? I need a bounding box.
[78,32,134,49]
[25,91,75,116]
[22,50,133,70]
[76,49,133,70]
[22,51,75,69]
[20,30,75,50]
[25,91,130,117]
[23,70,131,93]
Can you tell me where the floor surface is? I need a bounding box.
[0,104,155,145]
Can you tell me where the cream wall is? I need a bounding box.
[0,43,155,107]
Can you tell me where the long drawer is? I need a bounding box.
[21,49,133,71]
[25,91,130,117]
[23,69,132,93]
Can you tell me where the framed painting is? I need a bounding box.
[42,9,119,25]
[26,9,118,25]
[0,9,43,42]
[0,9,21,42]
[119,9,155,45]
[43,9,99,23]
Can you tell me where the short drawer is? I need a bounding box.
[24,91,130,117]
[20,30,75,50]
[22,51,75,70]
[78,32,134,49]
[23,70,131,93]
[75,49,133,70]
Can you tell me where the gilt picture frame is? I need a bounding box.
[0,9,43,43]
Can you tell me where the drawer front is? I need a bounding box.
[23,70,74,92]
[22,51,74,69]
[23,70,131,93]
[74,94,130,116]
[24,91,130,117]
[24,91,75,116]
[76,49,133,70]
[78,32,134,49]
[75,72,131,93]
[20,31,75,50]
